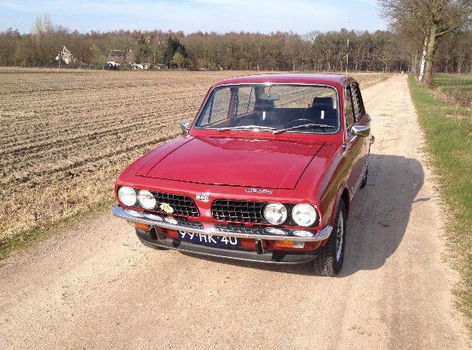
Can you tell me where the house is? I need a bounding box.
[107,50,134,68]
[55,46,74,66]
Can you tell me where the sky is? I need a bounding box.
[0,0,387,34]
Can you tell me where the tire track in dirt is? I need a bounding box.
[0,74,468,349]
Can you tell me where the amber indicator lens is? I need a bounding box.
[135,222,151,231]
[273,240,305,249]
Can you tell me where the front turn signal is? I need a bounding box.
[272,240,305,249]
[135,222,151,231]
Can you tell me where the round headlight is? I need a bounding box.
[263,203,288,225]
[118,186,137,207]
[137,190,156,210]
[292,203,318,227]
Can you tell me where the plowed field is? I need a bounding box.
[0,68,387,241]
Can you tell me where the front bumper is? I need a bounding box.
[112,205,333,264]
[112,206,332,242]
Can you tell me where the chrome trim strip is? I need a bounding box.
[112,206,332,242]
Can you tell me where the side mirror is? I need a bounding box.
[179,120,190,135]
[351,125,370,137]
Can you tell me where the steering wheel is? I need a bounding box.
[285,119,313,128]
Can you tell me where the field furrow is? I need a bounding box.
[0,68,388,240]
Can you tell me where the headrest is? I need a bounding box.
[312,97,334,110]
[254,99,275,111]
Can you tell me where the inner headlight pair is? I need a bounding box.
[118,186,156,210]
[263,203,318,227]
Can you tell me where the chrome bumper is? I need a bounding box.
[112,206,332,242]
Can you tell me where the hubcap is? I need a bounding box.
[335,212,344,261]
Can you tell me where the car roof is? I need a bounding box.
[213,73,353,87]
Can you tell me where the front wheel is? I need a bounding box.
[312,200,347,276]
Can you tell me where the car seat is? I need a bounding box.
[309,97,337,126]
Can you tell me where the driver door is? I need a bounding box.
[343,85,366,196]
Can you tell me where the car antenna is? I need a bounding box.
[345,37,349,77]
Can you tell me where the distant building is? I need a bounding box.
[55,46,74,66]
[130,62,144,70]
[153,63,168,70]
[107,50,134,68]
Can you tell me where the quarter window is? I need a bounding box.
[351,83,365,121]
[344,87,355,131]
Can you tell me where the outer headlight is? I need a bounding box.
[263,203,288,225]
[118,186,137,207]
[292,203,318,227]
[138,190,156,210]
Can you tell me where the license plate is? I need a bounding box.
[179,231,240,248]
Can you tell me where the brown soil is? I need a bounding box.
[0,75,468,349]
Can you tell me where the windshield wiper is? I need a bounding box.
[215,125,277,132]
[273,123,336,134]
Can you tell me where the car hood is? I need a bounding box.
[136,137,324,189]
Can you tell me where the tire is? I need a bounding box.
[360,167,368,189]
[313,200,347,276]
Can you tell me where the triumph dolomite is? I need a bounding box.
[112,73,374,276]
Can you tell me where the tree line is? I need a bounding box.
[0,14,471,75]
[379,0,472,86]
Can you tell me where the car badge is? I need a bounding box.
[159,203,174,214]
[196,193,211,202]
[246,188,273,194]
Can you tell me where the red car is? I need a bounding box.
[112,73,374,276]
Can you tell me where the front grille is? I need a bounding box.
[212,199,266,223]
[151,192,199,217]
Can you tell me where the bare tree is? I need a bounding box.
[3,14,472,74]
[379,0,472,87]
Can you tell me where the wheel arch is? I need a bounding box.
[328,186,350,226]
[340,188,350,217]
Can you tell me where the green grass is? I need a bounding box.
[435,73,472,107]
[408,75,472,329]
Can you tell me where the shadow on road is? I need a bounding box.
[181,154,424,277]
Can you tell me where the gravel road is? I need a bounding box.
[0,75,469,349]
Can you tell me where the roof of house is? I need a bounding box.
[107,50,134,64]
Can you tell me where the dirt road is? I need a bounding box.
[0,75,468,349]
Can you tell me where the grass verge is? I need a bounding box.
[408,75,472,329]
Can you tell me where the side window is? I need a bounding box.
[344,87,355,131]
[351,83,365,121]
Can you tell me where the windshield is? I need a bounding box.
[195,84,339,134]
